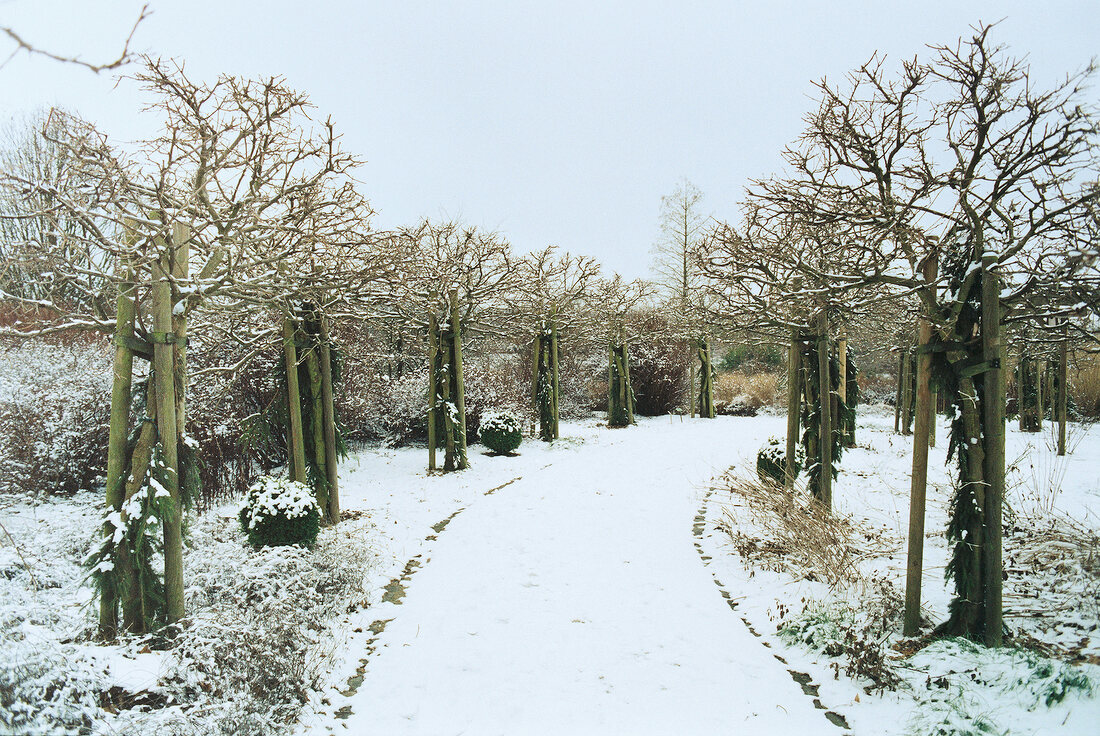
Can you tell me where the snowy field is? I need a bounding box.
[2,410,1099,734]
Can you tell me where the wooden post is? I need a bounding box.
[901,347,913,435]
[101,249,137,638]
[304,344,329,514]
[785,328,801,488]
[282,317,307,484]
[440,323,457,472]
[904,256,937,636]
[550,313,560,439]
[427,308,439,472]
[895,349,905,433]
[816,310,832,510]
[689,348,697,418]
[838,327,848,413]
[151,237,183,625]
[980,253,1005,647]
[171,223,190,441]
[1058,323,1068,456]
[623,342,635,424]
[449,289,469,470]
[319,313,340,523]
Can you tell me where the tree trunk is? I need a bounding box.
[980,255,1005,647]
[785,328,801,488]
[319,314,340,523]
[904,257,937,636]
[152,243,183,625]
[816,311,832,510]
[282,318,307,484]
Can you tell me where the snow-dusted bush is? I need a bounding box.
[0,339,111,497]
[0,634,108,736]
[480,410,522,454]
[239,476,320,548]
[145,511,375,735]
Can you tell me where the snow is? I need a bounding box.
[307,416,825,734]
[2,408,1098,734]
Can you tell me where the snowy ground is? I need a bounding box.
[2,410,1098,734]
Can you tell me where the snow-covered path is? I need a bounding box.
[336,417,833,734]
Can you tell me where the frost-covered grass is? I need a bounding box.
[0,489,376,735]
[703,407,1100,736]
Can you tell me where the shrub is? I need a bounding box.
[480,411,522,454]
[719,344,784,372]
[0,339,111,498]
[239,476,320,548]
[757,436,800,483]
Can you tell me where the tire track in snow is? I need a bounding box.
[693,487,851,731]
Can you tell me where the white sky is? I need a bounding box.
[1,1,1097,279]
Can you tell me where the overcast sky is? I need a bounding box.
[1,1,1097,279]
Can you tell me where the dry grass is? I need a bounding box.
[1071,352,1100,419]
[714,470,896,586]
[715,371,779,410]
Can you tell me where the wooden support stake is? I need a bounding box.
[980,253,1005,647]
[319,313,340,522]
[427,309,439,472]
[904,256,936,636]
[1058,324,1068,457]
[101,247,137,638]
[816,310,832,510]
[152,240,183,625]
[785,328,801,488]
[449,289,469,470]
[282,318,307,484]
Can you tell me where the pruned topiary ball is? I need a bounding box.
[239,476,321,548]
[480,411,523,455]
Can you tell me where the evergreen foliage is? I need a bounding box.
[757,436,801,484]
[480,411,523,454]
[800,339,850,502]
[239,476,321,548]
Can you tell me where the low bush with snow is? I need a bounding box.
[239,476,320,548]
[479,410,523,454]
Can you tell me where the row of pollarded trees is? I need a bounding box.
[0,59,680,638]
[696,25,1100,645]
